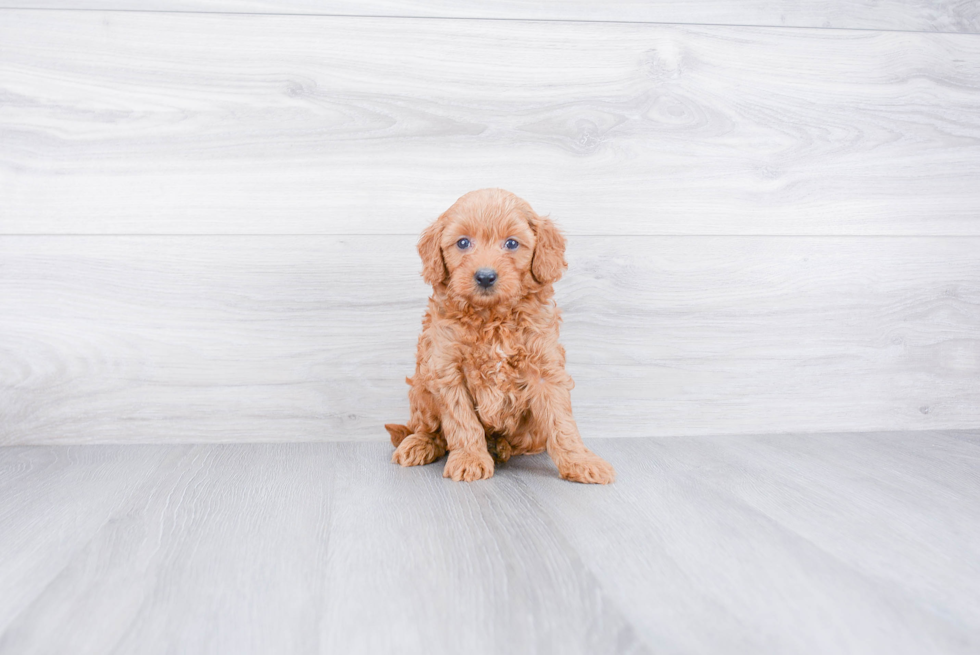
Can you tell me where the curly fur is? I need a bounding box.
[386,189,615,484]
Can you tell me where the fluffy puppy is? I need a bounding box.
[385,189,615,484]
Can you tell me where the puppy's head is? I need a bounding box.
[418,189,566,308]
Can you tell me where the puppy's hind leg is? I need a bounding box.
[391,379,447,467]
[393,432,446,467]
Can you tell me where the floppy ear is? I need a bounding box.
[530,214,567,285]
[418,213,449,287]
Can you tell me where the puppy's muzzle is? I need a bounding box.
[474,268,498,289]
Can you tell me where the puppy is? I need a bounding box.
[385,189,615,484]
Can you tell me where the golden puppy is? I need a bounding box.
[385,189,615,484]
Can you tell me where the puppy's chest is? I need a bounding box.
[462,331,529,386]
[460,328,535,420]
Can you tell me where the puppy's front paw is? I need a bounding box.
[392,433,445,467]
[443,449,495,482]
[558,452,616,485]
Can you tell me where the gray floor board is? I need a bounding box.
[1,432,978,654]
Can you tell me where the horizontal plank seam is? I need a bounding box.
[3,426,978,447]
[4,234,980,239]
[1,6,978,37]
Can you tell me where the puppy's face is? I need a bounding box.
[440,205,536,308]
[418,189,567,308]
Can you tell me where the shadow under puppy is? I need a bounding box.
[386,189,615,484]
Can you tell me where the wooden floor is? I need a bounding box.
[2,431,978,654]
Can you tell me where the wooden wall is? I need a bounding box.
[2,3,978,444]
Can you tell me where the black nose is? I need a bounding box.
[474,268,498,289]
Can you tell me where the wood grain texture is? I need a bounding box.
[3,1,979,34]
[3,11,980,235]
[2,235,977,444]
[1,433,978,654]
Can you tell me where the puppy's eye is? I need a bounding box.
[504,238,519,250]
[456,238,471,250]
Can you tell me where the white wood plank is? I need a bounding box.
[1,435,978,654]
[2,235,977,444]
[3,11,980,235]
[3,1,978,34]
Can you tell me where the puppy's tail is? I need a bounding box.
[384,423,411,447]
